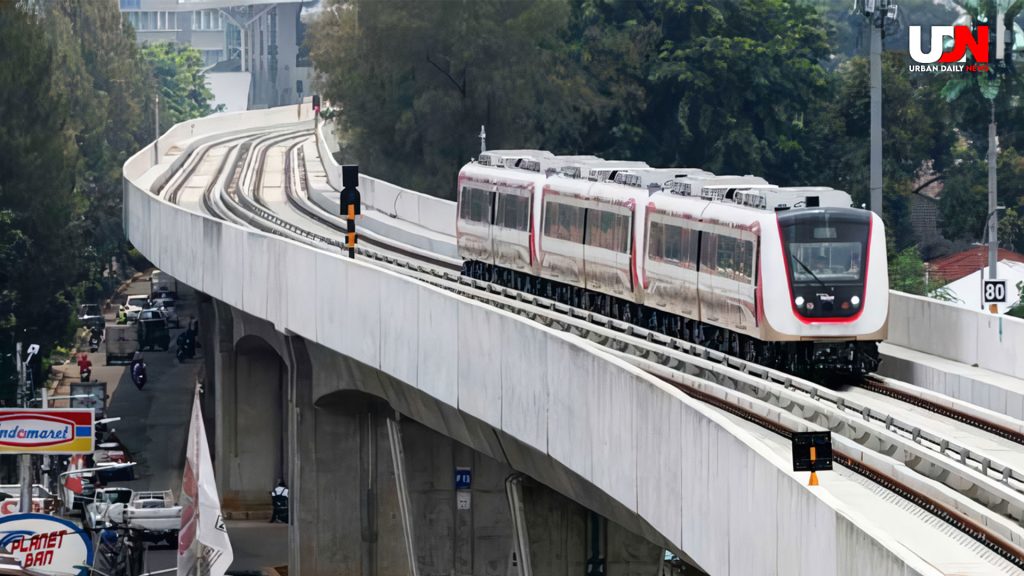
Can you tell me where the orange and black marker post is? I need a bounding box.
[340,165,361,259]
[791,430,832,487]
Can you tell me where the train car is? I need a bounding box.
[455,154,888,378]
[643,175,770,325]
[456,150,555,279]
[642,183,887,375]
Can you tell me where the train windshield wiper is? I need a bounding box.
[790,254,829,290]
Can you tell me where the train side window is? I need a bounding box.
[544,201,584,242]
[648,221,665,260]
[738,239,754,283]
[496,194,529,231]
[700,232,718,274]
[586,210,630,252]
[717,235,737,277]
[663,224,682,261]
[683,229,699,270]
[543,201,558,237]
[461,187,492,224]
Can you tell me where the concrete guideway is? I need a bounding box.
[124,104,1018,575]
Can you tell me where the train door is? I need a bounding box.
[492,188,532,273]
[457,184,496,264]
[539,196,586,287]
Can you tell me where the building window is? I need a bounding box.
[119,0,140,10]
[192,9,222,31]
[202,50,223,66]
[124,11,177,32]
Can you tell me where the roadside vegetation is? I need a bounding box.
[0,1,216,401]
[309,0,1024,294]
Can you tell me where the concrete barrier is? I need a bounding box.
[124,107,946,576]
[887,291,1024,381]
[315,120,456,237]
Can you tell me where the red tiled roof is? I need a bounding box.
[927,246,1024,282]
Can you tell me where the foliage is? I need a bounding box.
[141,43,221,132]
[0,3,80,401]
[310,0,600,199]
[889,247,957,300]
[0,2,218,398]
[1008,281,1024,317]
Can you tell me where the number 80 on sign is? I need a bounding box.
[983,279,1007,304]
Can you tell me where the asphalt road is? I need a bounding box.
[79,277,287,573]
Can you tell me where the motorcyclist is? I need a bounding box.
[89,326,103,352]
[77,353,92,382]
[116,305,127,325]
[176,329,195,362]
[270,479,289,523]
[130,352,147,390]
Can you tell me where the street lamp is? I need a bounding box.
[17,343,39,513]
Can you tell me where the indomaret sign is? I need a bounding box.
[0,409,94,454]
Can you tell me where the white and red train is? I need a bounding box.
[456,150,888,378]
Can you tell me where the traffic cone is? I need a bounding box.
[809,471,819,486]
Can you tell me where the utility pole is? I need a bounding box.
[988,100,998,279]
[861,0,898,218]
[16,342,31,513]
[154,94,160,165]
[869,21,883,218]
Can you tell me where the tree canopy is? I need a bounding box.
[309,0,1024,259]
[0,1,218,400]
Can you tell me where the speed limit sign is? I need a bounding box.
[983,279,1007,304]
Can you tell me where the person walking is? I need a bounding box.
[270,479,289,523]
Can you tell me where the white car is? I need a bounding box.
[123,295,149,323]
[150,297,179,328]
[84,487,133,532]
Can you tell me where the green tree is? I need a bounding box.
[889,246,956,299]
[0,3,81,400]
[812,54,956,250]
[310,0,599,198]
[39,0,156,292]
[141,43,219,132]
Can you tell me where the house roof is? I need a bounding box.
[928,246,1024,282]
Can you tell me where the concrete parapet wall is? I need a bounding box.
[887,292,1024,380]
[125,106,944,576]
[315,120,456,237]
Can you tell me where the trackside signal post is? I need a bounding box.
[792,431,833,486]
[340,165,360,258]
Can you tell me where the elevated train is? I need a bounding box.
[456,150,888,379]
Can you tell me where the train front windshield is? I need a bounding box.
[778,209,871,318]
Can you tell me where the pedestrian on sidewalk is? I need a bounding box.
[270,479,289,523]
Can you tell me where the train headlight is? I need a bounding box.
[795,296,805,307]
[806,302,815,310]
[851,295,860,307]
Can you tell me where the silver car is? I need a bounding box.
[150,297,179,328]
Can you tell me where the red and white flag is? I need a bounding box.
[62,455,86,509]
[177,391,233,576]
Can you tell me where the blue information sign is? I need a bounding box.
[455,467,471,489]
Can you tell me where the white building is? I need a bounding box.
[119,0,314,110]
[933,260,1024,314]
